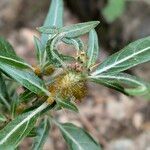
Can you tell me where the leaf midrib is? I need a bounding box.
[1,65,50,96]
[62,23,96,36]
[53,0,59,26]
[0,55,31,69]
[55,122,84,150]
[35,120,48,149]
[88,30,95,67]
[92,46,150,75]
[92,74,143,86]
[0,103,48,145]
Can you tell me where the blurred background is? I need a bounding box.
[0,0,150,149]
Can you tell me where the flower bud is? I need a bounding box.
[48,70,87,101]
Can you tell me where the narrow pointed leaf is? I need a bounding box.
[37,26,59,35]
[54,121,101,150]
[90,73,150,95]
[34,36,45,65]
[10,93,19,118]
[32,118,50,150]
[90,77,128,95]
[87,29,99,68]
[59,21,100,38]
[0,112,36,149]
[41,0,64,46]
[0,103,49,149]
[0,74,10,110]
[0,37,32,69]
[92,36,150,76]
[0,64,50,96]
[46,39,66,67]
[56,98,79,113]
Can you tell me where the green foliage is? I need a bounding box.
[0,37,32,69]
[54,121,101,150]
[56,98,79,113]
[90,73,150,96]
[0,0,149,149]
[92,36,150,75]
[32,118,50,150]
[87,29,99,69]
[0,111,37,149]
[0,63,49,95]
[41,0,64,45]
[0,74,10,110]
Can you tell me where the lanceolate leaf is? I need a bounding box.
[37,26,59,35]
[0,74,10,110]
[0,102,49,149]
[0,112,36,149]
[87,29,99,68]
[54,121,101,150]
[41,0,64,46]
[10,93,19,118]
[56,98,79,113]
[59,21,100,38]
[90,77,128,95]
[32,118,50,150]
[46,38,66,67]
[0,37,32,69]
[0,64,50,96]
[34,36,45,66]
[92,36,150,76]
[90,73,150,95]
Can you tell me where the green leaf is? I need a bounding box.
[59,21,100,38]
[0,37,32,69]
[10,94,19,118]
[46,38,66,67]
[34,36,46,66]
[0,74,10,110]
[90,73,150,96]
[92,36,150,76]
[46,22,99,67]
[0,112,36,149]
[62,38,84,51]
[90,77,128,95]
[32,118,50,150]
[102,0,126,22]
[56,98,79,113]
[41,0,64,46]
[0,102,49,149]
[27,128,37,137]
[87,29,99,68]
[0,64,50,96]
[54,121,101,150]
[37,26,59,35]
